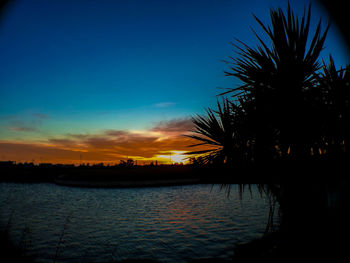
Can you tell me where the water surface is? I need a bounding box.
[0,183,272,263]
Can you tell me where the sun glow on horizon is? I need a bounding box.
[155,150,189,164]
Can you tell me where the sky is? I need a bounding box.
[0,0,349,164]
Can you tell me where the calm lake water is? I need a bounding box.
[0,183,273,263]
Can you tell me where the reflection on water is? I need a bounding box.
[0,183,271,263]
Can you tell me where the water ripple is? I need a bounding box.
[0,183,272,263]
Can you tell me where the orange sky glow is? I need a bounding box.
[0,118,210,165]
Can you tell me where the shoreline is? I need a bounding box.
[54,177,202,188]
[0,165,278,187]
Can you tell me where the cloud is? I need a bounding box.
[0,117,207,164]
[32,113,48,119]
[9,126,37,132]
[48,138,78,146]
[5,112,48,133]
[154,102,176,108]
[64,133,91,140]
[104,130,129,137]
[151,118,194,134]
[0,141,116,163]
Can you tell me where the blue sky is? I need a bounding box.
[0,0,349,163]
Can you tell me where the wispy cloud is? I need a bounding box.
[151,118,194,134]
[0,117,206,164]
[5,112,49,133]
[9,126,38,132]
[154,102,176,108]
[32,113,49,119]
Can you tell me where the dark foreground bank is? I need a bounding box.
[0,162,282,187]
[2,229,347,263]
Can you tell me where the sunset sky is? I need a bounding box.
[0,0,349,164]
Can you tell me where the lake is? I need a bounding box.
[0,183,273,263]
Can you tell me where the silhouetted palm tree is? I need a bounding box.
[224,3,329,162]
[186,99,246,165]
[187,3,349,260]
[317,55,350,157]
[219,4,336,248]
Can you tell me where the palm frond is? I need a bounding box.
[223,3,329,160]
[186,99,246,165]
